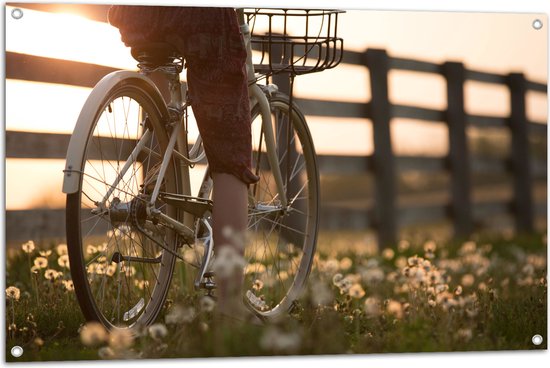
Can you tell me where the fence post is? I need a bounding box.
[508,73,534,233]
[365,49,397,247]
[443,62,473,238]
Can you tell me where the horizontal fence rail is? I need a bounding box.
[5,4,548,246]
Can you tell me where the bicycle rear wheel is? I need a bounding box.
[66,77,180,331]
[244,92,319,319]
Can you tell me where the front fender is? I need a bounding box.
[62,71,169,194]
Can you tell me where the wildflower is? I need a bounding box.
[407,255,420,267]
[320,258,340,274]
[62,280,75,292]
[332,273,344,286]
[148,323,168,340]
[34,257,48,269]
[349,284,366,299]
[364,297,382,318]
[108,328,134,351]
[398,240,410,252]
[80,322,108,347]
[86,245,97,255]
[22,240,35,253]
[33,337,44,347]
[382,248,395,260]
[44,269,60,281]
[386,300,403,319]
[454,285,463,296]
[56,243,68,256]
[165,305,196,324]
[58,255,70,269]
[199,296,216,312]
[436,291,457,310]
[339,257,353,271]
[459,241,476,255]
[394,256,407,269]
[428,299,437,307]
[423,240,437,254]
[461,274,475,287]
[6,286,21,301]
[39,250,52,257]
[362,267,385,283]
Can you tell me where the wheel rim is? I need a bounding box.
[68,85,178,330]
[244,98,319,317]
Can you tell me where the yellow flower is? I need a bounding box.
[34,257,48,269]
[6,286,21,301]
[252,279,264,292]
[22,240,35,254]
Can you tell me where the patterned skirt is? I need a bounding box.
[108,5,259,184]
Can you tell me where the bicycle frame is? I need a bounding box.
[62,8,288,289]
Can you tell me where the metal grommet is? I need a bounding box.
[11,8,24,20]
[532,19,543,30]
[11,346,24,358]
[532,334,543,345]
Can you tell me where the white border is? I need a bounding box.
[1,0,549,367]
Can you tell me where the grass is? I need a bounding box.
[4,231,547,362]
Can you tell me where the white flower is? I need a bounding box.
[349,284,365,299]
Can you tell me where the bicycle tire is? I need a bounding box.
[245,93,319,319]
[197,92,319,319]
[66,77,180,331]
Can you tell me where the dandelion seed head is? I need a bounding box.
[165,305,196,324]
[461,274,475,287]
[62,280,74,292]
[39,250,52,257]
[260,326,301,354]
[339,257,353,271]
[58,255,70,269]
[80,322,108,347]
[22,240,35,253]
[6,286,21,301]
[34,257,48,269]
[108,328,134,351]
[56,243,68,256]
[364,297,382,317]
[386,300,403,319]
[44,269,60,281]
[382,248,395,260]
[310,280,333,306]
[212,246,246,279]
[349,283,366,299]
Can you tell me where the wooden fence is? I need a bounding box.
[5,4,548,246]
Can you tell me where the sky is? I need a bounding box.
[3,1,548,211]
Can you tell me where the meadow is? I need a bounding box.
[4,231,547,362]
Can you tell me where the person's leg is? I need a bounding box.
[211,172,248,316]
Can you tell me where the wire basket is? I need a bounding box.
[244,9,344,76]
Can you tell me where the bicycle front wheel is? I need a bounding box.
[244,92,319,319]
[66,77,180,331]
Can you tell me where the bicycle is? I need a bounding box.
[62,8,343,331]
